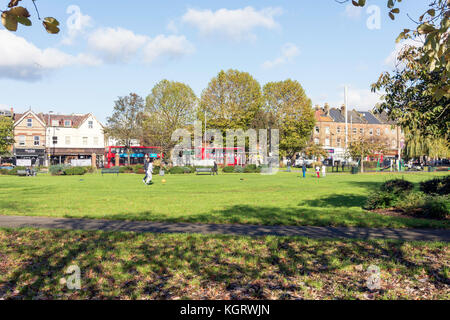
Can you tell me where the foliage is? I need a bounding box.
[132,164,144,174]
[49,165,66,176]
[348,137,389,172]
[304,144,328,160]
[262,80,316,160]
[363,192,397,210]
[420,175,450,195]
[1,0,60,34]
[395,191,428,213]
[222,166,235,173]
[63,167,87,176]
[200,69,262,133]
[105,93,145,165]
[421,196,449,219]
[169,166,191,174]
[0,116,14,156]
[404,130,450,159]
[380,178,414,195]
[244,164,261,173]
[144,80,197,161]
[233,165,244,173]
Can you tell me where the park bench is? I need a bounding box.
[101,167,120,176]
[196,167,213,175]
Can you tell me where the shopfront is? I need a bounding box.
[14,148,46,167]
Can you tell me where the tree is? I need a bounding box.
[105,93,145,165]
[263,80,316,160]
[0,115,14,161]
[348,136,389,173]
[304,143,328,161]
[339,0,449,100]
[1,0,60,33]
[200,69,262,132]
[404,128,450,160]
[143,80,197,161]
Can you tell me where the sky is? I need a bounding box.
[0,0,430,123]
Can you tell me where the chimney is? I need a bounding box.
[340,104,346,115]
[324,103,330,116]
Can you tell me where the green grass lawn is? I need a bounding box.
[0,228,448,300]
[0,171,448,229]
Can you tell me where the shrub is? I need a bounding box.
[363,192,397,210]
[0,169,9,175]
[420,176,450,195]
[380,179,414,195]
[233,166,244,173]
[64,167,87,176]
[82,166,96,174]
[395,192,427,213]
[169,166,191,174]
[222,166,235,173]
[133,164,144,174]
[421,196,449,219]
[49,165,66,176]
[244,164,261,173]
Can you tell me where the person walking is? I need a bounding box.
[143,155,150,184]
[302,162,307,178]
[322,164,326,178]
[145,158,154,185]
[213,160,218,175]
[315,165,320,178]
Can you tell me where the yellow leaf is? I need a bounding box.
[1,12,18,32]
[9,6,30,18]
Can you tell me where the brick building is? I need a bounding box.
[312,104,404,162]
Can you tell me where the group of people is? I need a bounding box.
[301,162,327,178]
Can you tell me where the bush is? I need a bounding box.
[422,196,449,219]
[0,168,9,175]
[82,166,96,174]
[244,164,261,173]
[363,192,397,210]
[49,165,66,176]
[420,176,450,195]
[233,166,244,173]
[64,167,87,176]
[380,179,414,195]
[222,166,235,173]
[395,192,427,213]
[133,164,144,174]
[169,166,191,174]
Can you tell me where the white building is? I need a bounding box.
[45,113,105,166]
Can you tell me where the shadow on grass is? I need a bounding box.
[0,229,448,299]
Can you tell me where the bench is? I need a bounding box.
[101,167,120,176]
[196,167,213,175]
[17,169,36,176]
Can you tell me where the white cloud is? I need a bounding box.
[384,38,423,69]
[143,35,195,63]
[342,87,382,110]
[0,30,100,81]
[182,6,282,40]
[88,27,149,63]
[167,20,179,34]
[343,3,363,20]
[62,5,93,45]
[262,43,300,69]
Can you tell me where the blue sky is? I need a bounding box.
[0,0,429,123]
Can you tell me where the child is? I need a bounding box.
[322,165,326,178]
[145,158,154,185]
[315,166,320,178]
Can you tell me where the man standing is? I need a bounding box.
[302,162,307,178]
[145,158,154,185]
[143,155,150,184]
[213,160,218,175]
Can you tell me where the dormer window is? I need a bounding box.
[88,121,93,129]
[27,118,32,127]
[64,120,71,127]
[51,120,59,127]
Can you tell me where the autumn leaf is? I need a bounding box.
[9,6,30,18]
[8,0,21,8]
[1,11,18,32]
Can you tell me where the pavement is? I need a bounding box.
[0,215,449,241]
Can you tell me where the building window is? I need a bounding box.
[51,119,59,127]
[337,138,341,147]
[88,121,93,129]
[83,137,88,145]
[27,118,32,127]
[337,127,341,134]
[314,138,320,145]
[19,135,25,146]
[315,126,320,133]
[391,128,395,134]
[385,128,389,135]
[93,137,99,145]
[65,136,71,145]
[52,136,58,145]
[325,138,330,147]
[353,128,357,134]
[34,136,40,146]
[376,128,381,136]
[369,129,373,135]
[64,120,71,127]
[360,128,364,135]
[325,127,330,134]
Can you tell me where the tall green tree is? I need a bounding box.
[200,69,262,132]
[0,115,14,160]
[263,79,316,160]
[348,136,389,173]
[143,80,197,160]
[105,93,145,165]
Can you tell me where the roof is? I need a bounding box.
[314,110,333,122]
[14,111,91,128]
[359,112,382,124]
[0,110,12,117]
